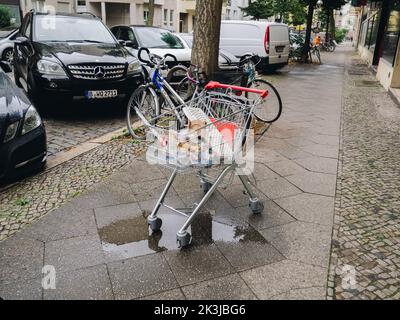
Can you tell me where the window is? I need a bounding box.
[382,0,400,65]
[77,1,86,6]
[32,0,45,12]
[135,27,184,49]
[170,10,174,26]
[0,4,21,37]
[144,10,149,23]
[163,9,168,26]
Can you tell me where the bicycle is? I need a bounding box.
[127,48,188,140]
[309,44,322,64]
[321,39,336,52]
[176,54,283,124]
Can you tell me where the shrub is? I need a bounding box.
[0,6,11,29]
[335,27,349,44]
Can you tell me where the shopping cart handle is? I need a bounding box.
[204,81,269,98]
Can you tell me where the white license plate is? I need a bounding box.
[275,46,285,53]
[86,90,118,99]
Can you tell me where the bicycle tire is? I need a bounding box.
[176,76,198,102]
[127,85,159,140]
[248,79,282,123]
[166,65,188,88]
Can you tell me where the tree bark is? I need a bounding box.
[329,9,336,41]
[147,0,155,26]
[326,9,330,42]
[191,0,223,76]
[302,1,315,63]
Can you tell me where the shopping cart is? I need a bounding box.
[143,81,269,248]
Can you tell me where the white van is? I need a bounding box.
[220,21,290,71]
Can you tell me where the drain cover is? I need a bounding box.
[348,67,370,75]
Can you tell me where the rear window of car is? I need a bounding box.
[270,26,289,42]
[34,16,116,43]
[135,27,184,49]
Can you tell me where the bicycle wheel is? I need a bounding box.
[127,85,159,140]
[176,76,197,102]
[248,79,282,123]
[166,65,188,89]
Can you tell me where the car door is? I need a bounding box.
[268,25,290,65]
[14,14,33,85]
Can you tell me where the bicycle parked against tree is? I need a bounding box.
[176,54,283,124]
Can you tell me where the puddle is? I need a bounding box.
[98,208,265,260]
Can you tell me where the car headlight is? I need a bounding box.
[22,106,42,135]
[37,59,67,76]
[127,60,142,75]
[4,121,19,143]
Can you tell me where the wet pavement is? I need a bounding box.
[2,45,394,300]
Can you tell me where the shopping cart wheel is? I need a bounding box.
[177,232,192,248]
[148,217,163,232]
[200,180,212,194]
[249,199,264,215]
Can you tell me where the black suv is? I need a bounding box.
[13,11,143,107]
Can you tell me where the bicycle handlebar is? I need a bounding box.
[204,81,269,98]
[138,47,178,68]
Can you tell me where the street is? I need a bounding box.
[1,45,398,300]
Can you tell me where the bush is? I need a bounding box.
[0,6,11,29]
[335,28,349,44]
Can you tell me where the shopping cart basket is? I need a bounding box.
[144,81,269,248]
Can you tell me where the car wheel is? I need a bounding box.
[2,48,13,64]
[27,75,45,109]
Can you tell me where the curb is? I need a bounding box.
[45,127,127,171]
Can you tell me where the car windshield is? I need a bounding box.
[135,28,184,49]
[179,34,193,48]
[34,16,116,43]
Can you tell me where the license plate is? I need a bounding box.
[275,46,285,53]
[85,90,118,99]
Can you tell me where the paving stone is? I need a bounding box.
[256,178,303,200]
[286,172,337,197]
[108,253,178,300]
[234,201,295,231]
[45,235,104,273]
[163,244,234,286]
[295,156,338,174]
[130,178,178,202]
[43,264,113,300]
[139,288,186,300]
[301,144,339,159]
[261,221,332,267]
[275,193,334,226]
[240,259,326,299]
[182,274,257,300]
[266,160,308,177]
[0,235,44,283]
[274,286,326,300]
[94,202,142,229]
[0,276,43,300]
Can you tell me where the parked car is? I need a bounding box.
[176,33,240,70]
[13,12,143,107]
[220,20,290,71]
[0,60,47,183]
[0,29,18,63]
[111,25,191,67]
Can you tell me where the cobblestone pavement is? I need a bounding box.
[0,137,146,241]
[327,53,400,300]
[42,107,126,156]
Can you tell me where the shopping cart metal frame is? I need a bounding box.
[143,81,269,248]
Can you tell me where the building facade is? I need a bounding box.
[354,0,400,95]
[223,0,250,21]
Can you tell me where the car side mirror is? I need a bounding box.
[15,36,29,45]
[125,40,138,49]
[0,61,12,73]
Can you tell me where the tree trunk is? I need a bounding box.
[147,0,155,26]
[302,2,315,63]
[330,9,336,41]
[191,0,223,76]
[326,9,330,42]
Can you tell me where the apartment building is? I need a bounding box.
[223,0,250,20]
[17,0,251,32]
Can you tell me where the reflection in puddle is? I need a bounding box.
[98,209,265,260]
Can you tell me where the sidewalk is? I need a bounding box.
[0,45,395,300]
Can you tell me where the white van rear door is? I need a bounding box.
[220,23,265,58]
[269,25,290,65]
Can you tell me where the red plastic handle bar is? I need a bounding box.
[204,81,269,98]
